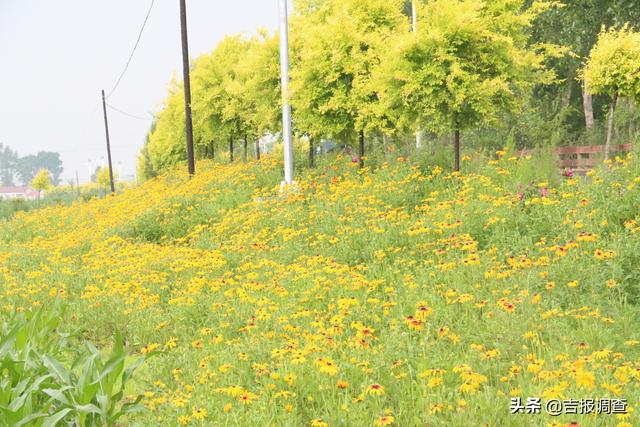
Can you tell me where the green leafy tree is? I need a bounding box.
[191,35,253,163]
[137,121,158,182]
[290,0,408,167]
[95,167,117,192]
[147,35,269,172]
[16,152,63,185]
[528,0,640,133]
[582,25,640,158]
[373,0,560,170]
[235,31,282,161]
[146,75,189,172]
[0,143,18,186]
[30,168,51,204]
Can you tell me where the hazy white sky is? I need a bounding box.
[0,1,287,183]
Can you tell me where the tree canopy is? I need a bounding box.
[289,0,408,142]
[583,25,640,100]
[30,169,51,193]
[140,0,639,178]
[0,146,63,186]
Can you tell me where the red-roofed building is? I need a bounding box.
[0,186,40,201]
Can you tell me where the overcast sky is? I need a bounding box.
[0,1,286,183]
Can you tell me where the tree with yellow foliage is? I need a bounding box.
[30,168,51,205]
[372,0,562,171]
[583,25,640,159]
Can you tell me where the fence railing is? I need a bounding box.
[515,144,633,172]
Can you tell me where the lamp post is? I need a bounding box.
[279,0,294,185]
[412,0,417,33]
[413,1,423,149]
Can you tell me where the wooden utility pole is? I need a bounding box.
[180,0,195,175]
[100,90,116,194]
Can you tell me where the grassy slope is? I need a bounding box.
[1,153,639,426]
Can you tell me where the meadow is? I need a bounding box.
[1,150,639,426]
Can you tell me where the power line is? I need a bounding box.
[106,103,154,121]
[106,0,155,99]
[56,144,135,154]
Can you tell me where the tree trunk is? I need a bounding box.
[583,84,595,131]
[359,130,365,168]
[562,79,573,108]
[255,139,261,161]
[243,135,248,162]
[229,137,234,163]
[454,129,461,172]
[309,137,315,168]
[605,91,618,160]
[628,99,637,140]
[382,134,389,157]
[211,142,215,160]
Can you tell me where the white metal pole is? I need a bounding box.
[412,1,417,33]
[279,0,294,185]
[413,1,422,149]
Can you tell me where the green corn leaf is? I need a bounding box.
[15,412,48,427]
[91,354,125,390]
[0,323,19,357]
[77,352,100,404]
[74,403,102,415]
[96,393,108,413]
[42,386,74,405]
[113,395,145,421]
[42,355,71,385]
[9,374,52,412]
[42,408,73,427]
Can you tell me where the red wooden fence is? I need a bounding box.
[515,144,633,172]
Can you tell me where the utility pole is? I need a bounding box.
[279,0,294,185]
[75,170,80,196]
[100,90,116,194]
[180,0,196,175]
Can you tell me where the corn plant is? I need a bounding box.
[0,304,152,427]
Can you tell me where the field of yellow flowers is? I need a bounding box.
[1,151,639,426]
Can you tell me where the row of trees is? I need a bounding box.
[138,0,640,179]
[0,144,64,187]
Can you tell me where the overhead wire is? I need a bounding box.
[105,0,156,99]
[107,103,154,121]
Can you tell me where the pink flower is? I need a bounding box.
[563,169,574,178]
[540,187,548,198]
[517,192,525,201]
[351,156,360,164]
